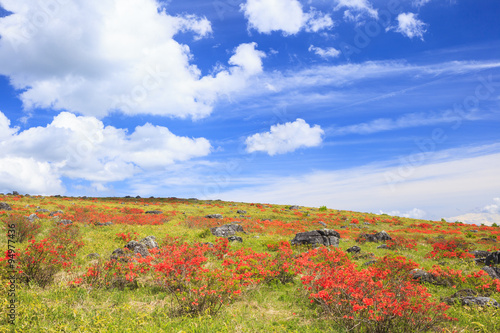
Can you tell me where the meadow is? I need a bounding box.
[1,194,499,332]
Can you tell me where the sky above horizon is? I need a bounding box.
[0,0,499,224]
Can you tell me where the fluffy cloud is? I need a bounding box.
[393,13,427,40]
[379,208,426,219]
[245,118,324,156]
[334,0,378,22]
[241,0,333,35]
[0,0,265,119]
[412,0,432,7]
[309,45,341,59]
[446,198,500,226]
[0,111,211,194]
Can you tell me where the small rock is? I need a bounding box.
[49,210,64,216]
[140,236,158,249]
[290,229,340,247]
[236,210,247,214]
[410,269,436,283]
[357,230,392,242]
[96,222,113,226]
[227,236,243,243]
[462,297,499,308]
[27,214,39,221]
[87,253,100,259]
[482,266,500,280]
[36,209,50,213]
[210,224,245,237]
[485,251,500,266]
[205,214,223,219]
[318,221,327,227]
[125,241,149,258]
[377,244,389,249]
[0,202,12,211]
[289,205,299,210]
[59,219,73,225]
[470,250,490,258]
[346,246,361,254]
[145,210,163,214]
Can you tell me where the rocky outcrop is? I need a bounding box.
[290,229,340,247]
[357,230,392,242]
[205,214,223,219]
[0,202,12,210]
[210,224,244,237]
[485,251,500,266]
[145,210,162,214]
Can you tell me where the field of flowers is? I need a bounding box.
[1,194,500,332]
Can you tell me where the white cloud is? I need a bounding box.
[0,0,264,119]
[446,198,500,226]
[0,111,18,140]
[393,12,427,40]
[0,111,211,193]
[213,144,500,221]
[309,45,341,59]
[245,118,324,155]
[379,208,426,219]
[412,0,432,7]
[334,0,378,21]
[241,0,333,35]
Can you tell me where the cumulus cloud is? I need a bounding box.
[309,45,341,59]
[334,0,378,22]
[245,118,324,156]
[241,0,333,35]
[0,0,265,119]
[446,198,500,226]
[0,111,211,194]
[379,208,427,219]
[393,13,427,40]
[413,0,432,7]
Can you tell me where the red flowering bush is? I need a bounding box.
[427,265,500,293]
[425,237,474,260]
[115,232,139,243]
[4,214,41,243]
[386,236,418,251]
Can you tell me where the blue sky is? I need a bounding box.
[1,0,500,224]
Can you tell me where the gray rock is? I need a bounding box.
[227,236,243,243]
[236,210,247,214]
[0,202,12,211]
[49,210,64,216]
[482,266,500,280]
[27,214,39,221]
[140,236,158,249]
[210,224,245,237]
[358,230,392,242]
[470,250,490,258]
[318,221,327,227]
[462,297,499,308]
[290,229,340,247]
[59,219,73,225]
[145,210,162,214]
[410,269,436,283]
[36,209,50,213]
[205,214,223,219]
[377,244,389,249]
[96,222,113,226]
[485,251,500,266]
[346,246,361,254]
[110,248,129,261]
[289,205,299,210]
[124,240,149,258]
[87,253,100,259]
[12,191,19,195]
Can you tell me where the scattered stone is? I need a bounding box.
[27,214,39,221]
[236,210,247,214]
[410,269,436,283]
[318,221,327,227]
[289,205,299,210]
[59,219,73,225]
[205,214,223,219]
[346,246,361,254]
[482,266,500,280]
[290,229,340,247]
[49,210,64,216]
[210,224,245,237]
[96,222,113,227]
[87,253,100,259]
[36,208,50,213]
[0,202,12,211]
[124,240,149,258]
[377,244,389,249]
[110,248,129,261]
[363,260,377,267]
[481,237,497,243]
[140,236,158,249]
[485,251,500,266]
[357,230,392,242]
[145,210,162,214]
[470,250,490,258]
[227,236,243,243]
[462,297,499,308]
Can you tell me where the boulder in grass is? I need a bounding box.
[59,219,73,225]
[96,222,113,227]
[290,229,340,247]
[36,208,50,213]
[210,224,244,237]
[485,251,500,266]
[0,202,12,211]
[358,230,392,243]
[346,246,361,254]
[49,210,64,216]
[205,214,223,219]
[462,297,500,308]
[236,210,247,214]
[482,266,500,280]
[27,214,39,221]
[227,236,243,243]
[124,240,149,258]
[410,269,436,283]
[140,236,158,249]
[145,210,162,215]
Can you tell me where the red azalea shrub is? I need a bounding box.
[425,237,474,260]
[115,232,139,243]
[4,214,41,243]
[427,265,500,293]
[386,236,418,251]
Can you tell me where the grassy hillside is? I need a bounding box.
[1,194,499,332]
